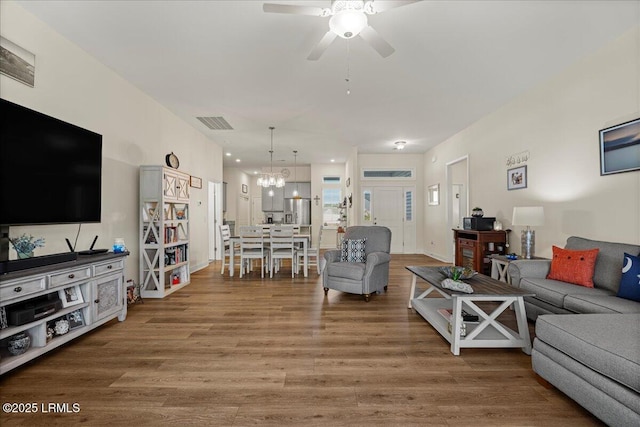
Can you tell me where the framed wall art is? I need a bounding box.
[242,184,248,194]
[59,285,84,308]
[428,184,440,205]
[599,118,640,175]
[190,175,202,188]
[0,36,35,87]
[507,165,527,190]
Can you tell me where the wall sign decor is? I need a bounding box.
[242,184,248,194]
[190,175,202,188]
[599,118,640,175]
[0,37,35,87]
[507,165,527,190]
[505,150,529,168]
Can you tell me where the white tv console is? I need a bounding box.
[0,252,128,374]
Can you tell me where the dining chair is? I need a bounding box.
[269,225,296,278]
[297,224,322,275]
[219,224,232,274]
[239,225,267,278]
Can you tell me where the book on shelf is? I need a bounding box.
[437,308,479,323]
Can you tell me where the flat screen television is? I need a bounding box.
[0,98,102,225]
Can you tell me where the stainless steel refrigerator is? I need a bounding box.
[284,198,311,225]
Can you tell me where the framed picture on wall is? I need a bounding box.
[242,184,248,194]
[599,118,640,175]
[190,176,202,188]
[0,36,35,87]
[507,165,527,190]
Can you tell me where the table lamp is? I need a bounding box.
[512,207,545,259]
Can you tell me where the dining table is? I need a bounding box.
[228,234,311,277]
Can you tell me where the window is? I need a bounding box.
[362,169,414,179]
[323,176,341,184]
[363,190,371,222]
[322,188,342,225]
[405,190,413,221]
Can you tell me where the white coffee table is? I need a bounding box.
[407,266,534,356]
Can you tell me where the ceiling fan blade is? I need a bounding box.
[367,0,420,13]
[359,26,395,58]
[263,3,325,16]
[307,31,338,61]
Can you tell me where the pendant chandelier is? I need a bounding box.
[257,126,285,189]
[292,150,300,199]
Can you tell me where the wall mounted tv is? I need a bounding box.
[0,98,102,225]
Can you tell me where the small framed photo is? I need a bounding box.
[59,285,84,308]
[190,175,202,189]
[66,310,85,330]
[428,184,440,205]
[0,306,8,329]
[507,165,527,190]
[241,184,248,194]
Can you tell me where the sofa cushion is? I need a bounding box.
[565,237,640,293]
[564,294,640,314]
[535,314,640,393]
[340,238,366,262]
[618,253,640,302]
[519,277,612,308]
[547,245,599,287]
[326,261,365,281]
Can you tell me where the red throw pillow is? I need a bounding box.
[547,246,599,288]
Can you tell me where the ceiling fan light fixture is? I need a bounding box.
[330,10,368,39]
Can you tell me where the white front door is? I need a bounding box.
[372,187,404,253]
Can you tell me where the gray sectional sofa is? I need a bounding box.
[508,236,640,426]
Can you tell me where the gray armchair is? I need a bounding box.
[323,226,392,302]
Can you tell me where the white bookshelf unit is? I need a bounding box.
[0,252,128,374]
[139,166,191,298]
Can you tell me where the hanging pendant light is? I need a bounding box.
[256,126,285,190]
[292,150,300,199]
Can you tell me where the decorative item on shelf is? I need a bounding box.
[113,238,126,253]
[471,207,484,217]
[493,220,503,231]
[176,209,185,220]
[46,327,54,343]
[9,233,45,259]
[67,310,85,330]
[165,151,180,169]
[438,266,476,280]
[512,206,545,259]
[54,318,70,336]
[7,332,31,356]
[126,279,144,305]
[0,306,8,330]
[441,278,474,294]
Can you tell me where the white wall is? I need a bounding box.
[1,1,223,279]
[424,26,640,261]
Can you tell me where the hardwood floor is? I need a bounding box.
[0,254,602,426]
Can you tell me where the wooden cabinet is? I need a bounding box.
[453,229,507,276]
[0,253,128,374]
[261,186,285,211]
[140,166,191,298]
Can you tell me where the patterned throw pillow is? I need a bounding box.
[617,252,640,302]
[547,246,599,288]
[340,238,367,262]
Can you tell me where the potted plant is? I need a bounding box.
[9,234,45,259]
[472,207,484,217]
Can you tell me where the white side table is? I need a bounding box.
[490,255,548,284]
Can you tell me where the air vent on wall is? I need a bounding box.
[196,116,233,130]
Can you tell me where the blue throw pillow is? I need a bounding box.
[617,252,640,302]
[340,238,366,262]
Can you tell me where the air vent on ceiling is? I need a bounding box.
[196,116,233,130]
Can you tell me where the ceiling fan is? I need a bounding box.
[263,0,420,60]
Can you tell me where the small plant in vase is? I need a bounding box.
[472,207,484,217]
[9,234,45,259]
